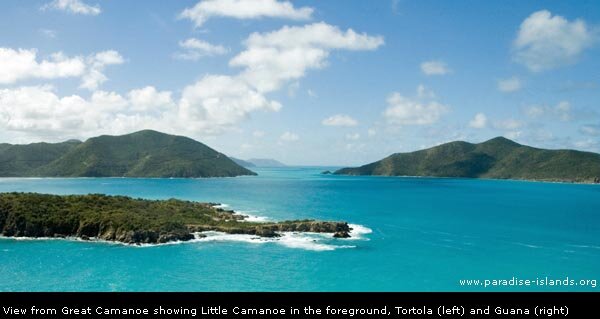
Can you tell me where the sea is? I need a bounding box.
[1,167,599,291]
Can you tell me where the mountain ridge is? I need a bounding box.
[334,137,600,183]
[0,130,256,178]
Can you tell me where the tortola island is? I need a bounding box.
[1,0,599,299]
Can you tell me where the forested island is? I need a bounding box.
[335,137,600,183]
[0,193,351,244]
[0,130,255,178]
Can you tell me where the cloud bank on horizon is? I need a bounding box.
[0,0,599,165]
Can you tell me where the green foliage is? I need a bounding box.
[0,140,81,177]
[335,137,600,183]
[0,193,263,238]
[0,130,256,178]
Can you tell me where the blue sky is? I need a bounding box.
[0,0,599,165]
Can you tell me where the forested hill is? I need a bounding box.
[334,137,600,183]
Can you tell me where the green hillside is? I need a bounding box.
[334,137,600,183]
[0,130,256,178]
[0,140,81,177]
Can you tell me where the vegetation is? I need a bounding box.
[0,140,81,177]
[0,193,350,244]
[0,130,256,178]
[334,137,600,183]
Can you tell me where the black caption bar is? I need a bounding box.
[0,293,597,318]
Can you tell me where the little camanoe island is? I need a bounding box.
[0,193,352,244]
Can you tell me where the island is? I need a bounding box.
[334,137,600,183]
[0,130,256,178]
[0,193,351,245]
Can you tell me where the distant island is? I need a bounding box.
[0,193,352,244]
[0,130,256,178]
[334,137,600,184]
[231,158,287,168]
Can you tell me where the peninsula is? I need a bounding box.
[334,137,600,183]
[0,193,351,244]
[0,130,255,178]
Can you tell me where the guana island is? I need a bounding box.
[1,129,599,245]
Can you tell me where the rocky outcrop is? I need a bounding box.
[187,221,351,238]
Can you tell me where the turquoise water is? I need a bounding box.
[1,167,599,291]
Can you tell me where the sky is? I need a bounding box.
[0,0,599,166]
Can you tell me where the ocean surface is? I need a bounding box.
[1,167,599,291]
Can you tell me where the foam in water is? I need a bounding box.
[194,230,360,251]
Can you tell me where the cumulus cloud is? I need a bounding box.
[513,10,596,72]
[0,48,123,90]
[525,101,572,121]
[128,86,174,112]
[231,22,384,92]
[0,85,173,139]
[383,86,448,126]
[420,60,451,75]
[322,114,358,127]
[42,0,101,16]
[179,0,313,27]
[497,76,522,92]
[80,50,124,90]
[174,38,229,61]
[469,113,487,129]
[1,22,382,140]
[279,131,299,142]
[179,75,282,134]
[178,23,382,134]
[0,48,86,84]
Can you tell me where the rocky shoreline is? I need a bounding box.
[0,193,352,245]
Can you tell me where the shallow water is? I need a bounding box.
[1,167,599,291]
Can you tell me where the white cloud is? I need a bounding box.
[252,130,265,138]
[493,118,523,130]
[230,22,384,92]
[80,50,124,90]
[469,113,487,129]
[174,38,229,61]
[42,0,101,16]
[367,128,376,137]
[0,85,174,140]
[128,86,174,112]
[279,131,299,142]
[179,75,282,134]
[176,23,382,135]
[420,60,451,75]
[383,86,448,126]
[322,114,358,127]
[345,133,360,140]
[180,0,313,28]
[525,101,572,121]
[497,76,522,92]
[513,10,596,72]
[307,89,317,98]
[0,48,123,90]
[0,48,86,84]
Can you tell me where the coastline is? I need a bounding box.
[0,193,354,246]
